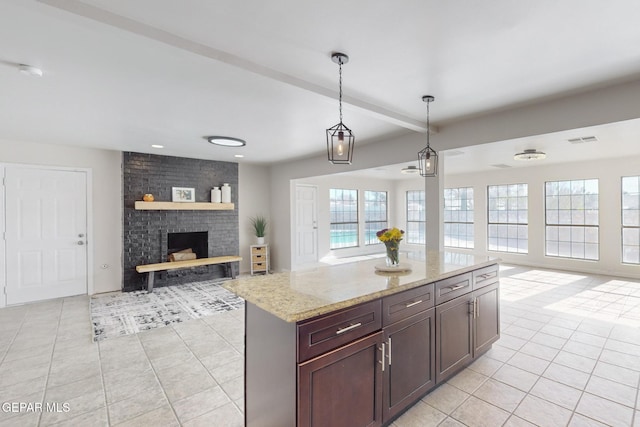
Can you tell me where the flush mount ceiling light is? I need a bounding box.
[18,64,43,77]
[326,52,355,165]
[418,95,438,177]
[514,148,546,161]
[401,165,420,174]
[206,136,246,147]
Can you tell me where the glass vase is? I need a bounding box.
[385,242,400,267]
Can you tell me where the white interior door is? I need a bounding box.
[5,167,88,304]
[295,184,318,266]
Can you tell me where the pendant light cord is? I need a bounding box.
[338,59,343,123]
[426,99,430,149]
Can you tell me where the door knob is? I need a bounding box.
[77,241,85,245]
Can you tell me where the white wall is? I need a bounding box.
[238,163,270,273]
[445,155,640,279]
[0,138,122,294]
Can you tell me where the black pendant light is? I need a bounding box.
[418,95,438,177]
[326,52,355,164]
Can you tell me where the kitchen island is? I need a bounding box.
[224,251,500,427]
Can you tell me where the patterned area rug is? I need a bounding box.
[90,279,243,341]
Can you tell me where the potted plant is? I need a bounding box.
[250,215,267,244]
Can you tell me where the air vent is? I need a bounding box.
[568,136,598,144]
[491,164,512,169]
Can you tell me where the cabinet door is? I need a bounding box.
[435,295,473,383]
[383,308,435,422]
[298,332,383,427]
[474,282,500,355]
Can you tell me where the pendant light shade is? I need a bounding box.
[418,95,438,177]
[326,52,355,164]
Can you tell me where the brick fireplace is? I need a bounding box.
[122,152,239,291]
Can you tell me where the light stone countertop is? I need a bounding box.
[224,250,499,323]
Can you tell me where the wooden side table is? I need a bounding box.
[250,244,269,275]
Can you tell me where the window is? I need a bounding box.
[364,191,387,245]
[330,188,358,249]
[545,179,599,260]
[406,190,425,244]
[622,176,640,264]
[487,184,528,253]
[444,187,474,248]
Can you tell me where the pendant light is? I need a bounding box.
[418,95,438,177]
[326,52,355,164]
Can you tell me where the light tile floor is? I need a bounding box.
[0,264,638,426]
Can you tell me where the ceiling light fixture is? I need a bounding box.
[206,136,246,147]
[401,165,420,174]
[151,144,164,149]
[18,64,43,77]
[514,149,546,161]
[326,52,354,165]
[418,95,438,177]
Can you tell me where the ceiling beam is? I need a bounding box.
[39,0,429,133]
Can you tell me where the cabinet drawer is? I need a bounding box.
[252,254,266,262]
[435,273,472,305]
[252,262,267,271]
[251,246,267,255]
[382,283,434,326]
[473,264,499,290]
[298,300,382,362]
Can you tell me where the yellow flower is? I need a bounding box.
[376,227,405,243]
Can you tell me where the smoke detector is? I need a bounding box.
[18,64,43,77]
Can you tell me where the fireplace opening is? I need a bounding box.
[167,231,208,260]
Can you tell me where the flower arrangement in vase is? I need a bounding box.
[376,227,404,267]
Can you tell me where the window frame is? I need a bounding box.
[406,190,426,245]
[487,183,528,254]
[622,175,640,265]
[329,188,359,249]
[364,190,388,246]
[443,187,475,249]
[544,178,599,261]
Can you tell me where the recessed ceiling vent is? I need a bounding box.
[568,136,598,144]
[491,164,512,169]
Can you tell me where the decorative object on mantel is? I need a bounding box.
[172,187,195,202]
[514,148,546,161]
[374,227,412,272]
[418,95,438,177]
[90,279,243,342]
[326,52,355,165]
[211,186,222,203]
[250,215,267,244]
[142,193,154,202]
[221,183,231,203]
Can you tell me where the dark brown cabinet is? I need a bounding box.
[382,308,435,421]
[242,263,499,427]
[435,266,500,383]
[298,332,384,427]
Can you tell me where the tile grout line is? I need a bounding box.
[35,300,64,427]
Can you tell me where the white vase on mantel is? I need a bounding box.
[221,183,231,203]
[211,187,221,203]
[256,236,265,245]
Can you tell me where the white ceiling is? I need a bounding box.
[2,0,640,170]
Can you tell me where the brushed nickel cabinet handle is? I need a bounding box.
[387,337,392,366]
[336,322,362,335]
[447,284,466,291]
[405,300,423,308]
[379,343,385,372]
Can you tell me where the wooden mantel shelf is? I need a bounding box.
[134,201,234,211]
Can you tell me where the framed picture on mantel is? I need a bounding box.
[172,187,195,202]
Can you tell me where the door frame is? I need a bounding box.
[0,163,94,308]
